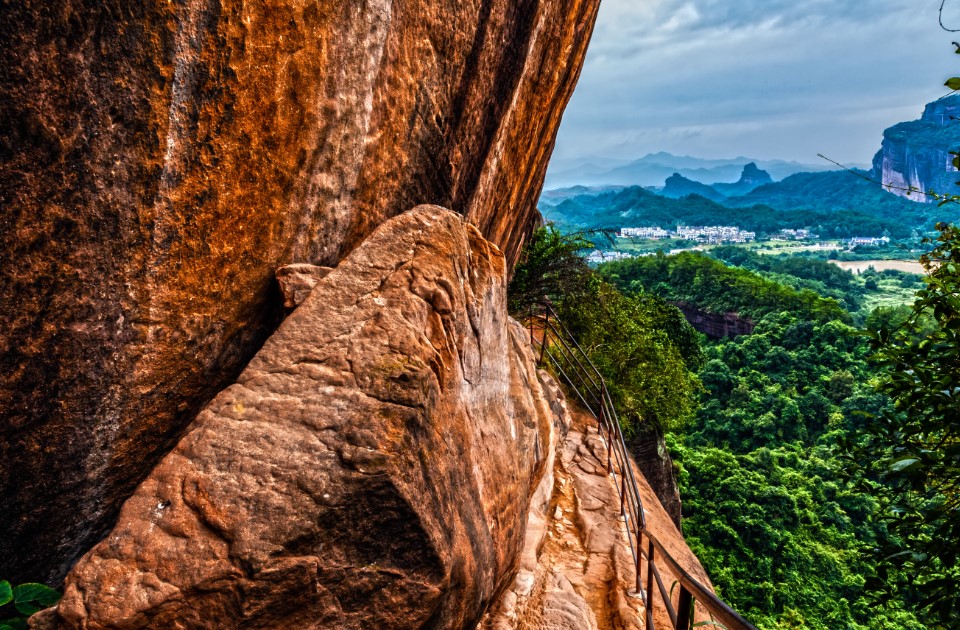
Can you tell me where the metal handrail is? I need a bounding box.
[527,301,758,630]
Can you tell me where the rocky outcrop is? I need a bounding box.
[712,162,773,197]
[37,206,555,628]
[873,94,960,203]
[673,302,755,339]
[0,0,601,583]
[275,264,333,309]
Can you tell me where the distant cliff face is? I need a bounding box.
[873,94,960,203]
[0,0,600,583]
[673,303,755,339]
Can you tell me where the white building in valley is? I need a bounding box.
[675,225,756,244]
[620,226,670,239]
[848,236,890,247]
[617,225,757,244]
[585,250,634,264]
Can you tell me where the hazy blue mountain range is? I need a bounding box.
[659,163,774,201]
[544,151,848,189]
[660,173,728,202]
[543,181,926,239]
[541,96,959,238]
[712,162,774,196]
[539,184,627,207]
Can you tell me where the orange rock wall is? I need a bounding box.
[44,206,556,629]
[0,0,599,582]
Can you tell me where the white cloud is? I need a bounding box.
[552,0,957,164]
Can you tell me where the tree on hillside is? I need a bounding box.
[854,223,960,625]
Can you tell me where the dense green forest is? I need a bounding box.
[600,250,850,323]
[595,251,931,628]
[511,225,956,628]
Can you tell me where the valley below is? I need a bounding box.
[531,94,960,628]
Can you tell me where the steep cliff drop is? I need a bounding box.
[873,93,960,202]
[0,0,600,584]
[37,206,558,629]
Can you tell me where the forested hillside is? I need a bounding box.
[544,165,940,239]
[597,252,927,629]
[726,170,937,228]
[548,184,922,238]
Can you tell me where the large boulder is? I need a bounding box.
[40,206,555,628]
[0,0,600,582]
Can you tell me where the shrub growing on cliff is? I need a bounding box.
[507,225,597,315]
[508,225,701,434]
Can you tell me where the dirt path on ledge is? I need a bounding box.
[482,405,716,630]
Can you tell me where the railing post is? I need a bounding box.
[676,586,693,630]
[598,400,604,434]
[646,539,655,629]
[529,305,534,347]
[538,309,549,365]
[607,432,613,475]
[636,527,643,596]
[620,472,626,518]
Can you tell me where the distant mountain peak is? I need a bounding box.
[661,172,727,203]
[739,163,773,185]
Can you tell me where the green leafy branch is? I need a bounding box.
[0,581,60,630]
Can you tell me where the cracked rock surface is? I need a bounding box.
[41,206,555,629]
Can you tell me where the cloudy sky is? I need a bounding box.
[551,0,960,166]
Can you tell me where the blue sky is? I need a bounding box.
[551,0,960,166]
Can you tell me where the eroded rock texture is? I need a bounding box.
[40,206,554,628]
[482,407,716,630]
[872,93,960,203]
[0,0,600,582]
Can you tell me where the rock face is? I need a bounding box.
[41,206,555,629]
[629,425,682,529]
[873,94,960,203]
[0,0,600,582]
[674,302,755,339]
[275,264,333,309]
[482,408,716,630]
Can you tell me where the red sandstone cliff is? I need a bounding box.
[0,0,600,583]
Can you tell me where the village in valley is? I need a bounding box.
[586,225,893,264]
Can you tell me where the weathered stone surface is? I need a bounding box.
[0,0,600,582]
[628,423,683,529]
[674,302,755,339]
[39,206,552,628]
[482,408,717,630]
[275,264,332,308]
[873,93,960,203]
